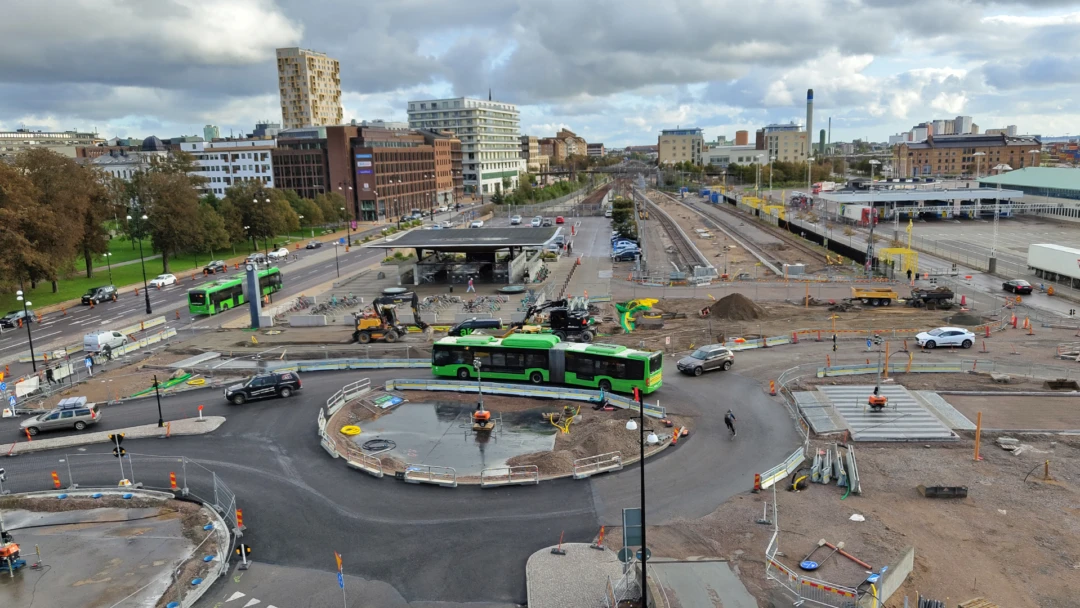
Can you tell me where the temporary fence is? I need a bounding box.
[479,465,540,487]
[765,514,861,607]
[384,378,667,419]
[757,447,806,490]
[17,316,169,363]
[572,452,624,479]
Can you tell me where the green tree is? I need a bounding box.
[221,181,299,251]
[314,192,347,225]
[197,201,231,257]
[134,169,203,273]
[77,169,113,278]
[0,162,49,293]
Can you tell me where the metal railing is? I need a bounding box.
[572,451,623,479]
[766,521,860,607]
[757,447,806,490]
[403,463,457,487]
[479,465,539,487]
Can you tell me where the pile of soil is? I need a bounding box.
[507,409,645,477]
[945,312,984,326]
[709,293,767,321]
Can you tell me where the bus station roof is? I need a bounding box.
[364,227,560,250]
[817,187,1025,205]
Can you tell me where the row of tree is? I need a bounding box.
[0,149,349,293]
[723,159,841,186]
[491,173,589,205]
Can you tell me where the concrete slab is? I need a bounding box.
[793,391,845,434]
[526,543,626,608]
[0,507,193,607]
[650,560,758,608]
[816,385,957,441]
[914,391,977,430]
[169,351,222,368]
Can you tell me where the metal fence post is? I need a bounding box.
[213,471,220,510]
[65,456,73,489]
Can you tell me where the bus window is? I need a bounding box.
[648,353,663,374]
[189,292,206,305]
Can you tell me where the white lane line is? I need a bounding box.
[31,330,60,341]
[0,342,30,352]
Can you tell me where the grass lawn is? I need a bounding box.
[4,227,361,312]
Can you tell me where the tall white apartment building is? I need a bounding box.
[407,96,525,195]
[276,47,343,129]
[178,139,277,198]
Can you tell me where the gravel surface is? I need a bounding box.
[526,543,626,608]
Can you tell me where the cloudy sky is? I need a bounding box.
[1,0,1077,146]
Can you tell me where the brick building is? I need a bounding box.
[272,137,330,200]
[897,134,1043,178]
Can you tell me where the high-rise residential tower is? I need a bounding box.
[276,47,343,129]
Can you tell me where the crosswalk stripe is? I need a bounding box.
[243,599,261,607]
[226,591,246,602]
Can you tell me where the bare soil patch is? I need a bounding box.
[946,394,1080,430]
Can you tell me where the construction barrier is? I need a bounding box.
[403,464,458,488]
[756,447,806,491]
[572,452,623,479]
[325,378,372,418]
[17,317,170,362]
[479,465,540,487]
[385,378,667,418]
[819,361,964,377]
[765,529,862,607]
[345,452,384,479]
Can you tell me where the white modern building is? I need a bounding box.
[954,115,973,135]
[888,133,910,146]
[88,150,167,181]
[178,139,277,198]
[703,144,764,166]
[407,96,525,195]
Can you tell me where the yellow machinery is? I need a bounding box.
[353,292,427,344]
[850,286,898,307]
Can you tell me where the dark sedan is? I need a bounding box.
[0,310,33,329]
[203,260,227,274]
[1003,279,1033,294]
[305,240,322,249]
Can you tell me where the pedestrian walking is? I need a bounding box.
[45,367,56,385]
[467,277,475,293]
[832,333,837,352]
[84,354,94,377]
[906,268,913,282]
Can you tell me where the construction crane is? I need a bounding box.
[352,292,428,344]
[505,298,595,342]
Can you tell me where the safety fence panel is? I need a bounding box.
[403,464,457,487]
[797,576,860,608]
[342,378,372,402]
[758,447,806,490]
[385,379,666,418]
[765,531,801,598]
[320,435,340,459]
[344,450,384,479]
[572,452,623,479]
[317,407,327,435]
[480,465,539,487]
[114,327,178,356]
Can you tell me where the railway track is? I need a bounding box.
[640,194,706,273]
[661,190,827,272]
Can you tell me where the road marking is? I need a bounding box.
[226,591,246,602]
[243,599,261,607]
[0,342,30,352]
[32,331,60,341]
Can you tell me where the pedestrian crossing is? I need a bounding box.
[225,591,282,608]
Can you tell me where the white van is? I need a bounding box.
[84,331,129,353]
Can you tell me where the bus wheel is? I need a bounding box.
[530,372,543,383]
[598,380,612,392]
[356,331,371,344]
[458,368,470,379]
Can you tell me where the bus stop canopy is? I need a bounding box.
[364,227,560,252]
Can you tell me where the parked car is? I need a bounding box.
[305,240,322,249]
[542,218,554,227]
[530,216,543,227]
[203,260,227,274]
[510,215,523,225]
[81,285,117,305]
[83,330,129,353]
[0,310,33,329]
[224,370,302,405]
[613,249,640,262]
[148,273,177,288]
[441,219,454,228]
[677,344,734,376]
[20,398,101,436]
[470,219,484,228]
[915,327,975,349]
[245,253,267,266]
[268,247,290,261]
[555,216,565,224]
[1002,279,1033,295]
[438,205,449,212]
[604,208,613,218]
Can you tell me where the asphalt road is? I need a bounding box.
[0,367,798,605]
[0,206,481,376]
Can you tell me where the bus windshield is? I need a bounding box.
[648,352,663,374]
[189,292,206,305]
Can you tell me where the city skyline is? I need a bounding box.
[0,0,1077,147]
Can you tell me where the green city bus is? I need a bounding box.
[187,267,283,315]
[431,334,663,394]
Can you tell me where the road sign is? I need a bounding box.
[617,548,633,563]
[337,572,344,589]
[636,548,652,562]
[339,237,346,245]
[0,382,6,391]
[622,507,642,548]
[8,396,15,407]
[866,338,872,349]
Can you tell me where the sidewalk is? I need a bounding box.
[526,543,626,608]
[5,415,225,455]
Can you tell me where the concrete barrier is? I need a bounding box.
[757,447,806,490]
[859,547,914,607]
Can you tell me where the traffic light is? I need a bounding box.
[112,447,127,458]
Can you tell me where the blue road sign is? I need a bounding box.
[339,237,346,245]
[337,572,344,589]
[0,382,6,391]
[8,396,15,406]
[866,338,872,349]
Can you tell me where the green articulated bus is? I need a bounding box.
[187,267,283,315]
[431,333,663,394]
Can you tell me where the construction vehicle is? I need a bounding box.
[352,292,428,344]
[506,298,595,342]
[849,286,898,307]
[906,287,955,310]
[1,488,26,575]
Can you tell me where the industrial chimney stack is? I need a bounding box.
[806,89,814,158]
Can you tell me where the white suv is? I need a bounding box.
[530,216,543,227]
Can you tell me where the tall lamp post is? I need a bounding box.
[337,183,353,244]
[104,252,114,284]
[15,291,36,372]
[153,375,164,427]
[1029,149,1041,168]
[990,164,1013,265]
[768,155,776,202]
[126,214,153,314]
[254,197,270,259]
[864,160,881,279]
[625,387,659,606]
[332,242,341,278]
[755,154,764,198]
[805,157,815,209]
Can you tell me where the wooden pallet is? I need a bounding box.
[958,598,1001,608]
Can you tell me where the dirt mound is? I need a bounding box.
[507,450,576,476]
[945,312,984,326]
[709,293,767,321]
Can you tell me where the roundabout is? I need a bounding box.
[1,366,800,606]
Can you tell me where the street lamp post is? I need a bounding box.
[865,160,881,279]
[474,358,484,410]
[337,183,353,241]
[332,242,341,278]
[127,214,152,315]
[768,156,776,202]
[15,290,36,372]
[340,207,352,248]
[806,157,815,209]
[973,151,985,182]
[1029,149,1041,168]
[991,164,1013,265]
[153,374,164,427]
[254,197,270,259]
[626,388,659,606]
[104,252,114,284]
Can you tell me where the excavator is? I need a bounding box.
[505,298,595,342]
[352,292,428,344]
